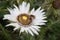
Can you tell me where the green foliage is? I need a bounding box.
[0,0,60,40]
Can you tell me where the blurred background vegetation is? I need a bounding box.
[0,0,60,40]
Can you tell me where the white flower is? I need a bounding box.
[3,1,47,36]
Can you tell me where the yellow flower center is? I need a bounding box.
[17,14,35,25]
[22,16,28,20]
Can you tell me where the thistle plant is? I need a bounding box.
[0,0,60,40]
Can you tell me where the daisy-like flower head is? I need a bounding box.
[3,1,47,36]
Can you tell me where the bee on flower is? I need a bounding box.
[3,1,47,36]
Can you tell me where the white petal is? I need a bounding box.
[40,20,47,22]
[7,8,13,14]
[20,27,34,36]
[29,27,39,35]
[34,19,47,23]
[6,23,20,30]
[32,18,47,25]
[24,27,29,33]
[19,1,26,13]
[33,22,46,25]
[30,7,45,18]
[40,9,44,13]
[25,3,30,13]
[6,23,20,27]
[39,23,46,25]
[20,27,28,34]
[35,7,41,12]
[19,1,30,13]
[32,7,41,15]
[27,28,34,36]
[14,27,19,31]
[31,25,40,31]
[3,14,17,22]
[32,19,46,25]
[13,4,19,11]
[31,7,41,15]
[3,14,11,20]
[30,8,35,14]
[20,27,25,33]
[7,7,20,17]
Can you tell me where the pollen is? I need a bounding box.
[22,16,28,20]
